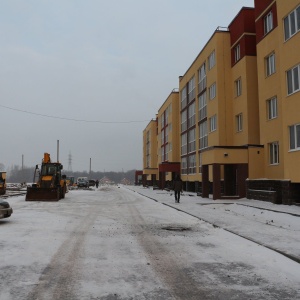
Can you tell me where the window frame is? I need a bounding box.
[236,114,243,132]
[199,121,208,150]
[264,11,273,35]
[209,115,217,132]
[235,78,242,97]
[266,52,276,77]
[209,82,216,100]
[208,50,216,70]
[234,44,240,63]
[284,6,300,41]
[269,141,279,165]
[267,97,278,120]
[198,63,206,93]
[198,92,207,121]
[289,123,300,151]
[287,64,300,95]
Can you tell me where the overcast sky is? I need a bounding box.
[0,0,254,173]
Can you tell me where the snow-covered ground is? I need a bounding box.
[1,186,300,299]
[126,185,300,264]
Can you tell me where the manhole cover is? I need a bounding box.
[161,226,190,232]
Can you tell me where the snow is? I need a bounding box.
[1,186,300,299]
[124,186,300,263]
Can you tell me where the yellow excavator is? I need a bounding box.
[26,153,67,201]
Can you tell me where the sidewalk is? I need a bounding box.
[123,185,300,264]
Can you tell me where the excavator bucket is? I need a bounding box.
[25,186,60,201]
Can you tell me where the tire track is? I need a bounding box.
[121,191,207,300]
[27,206,98,300]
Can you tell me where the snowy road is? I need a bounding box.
[1,186,300,299]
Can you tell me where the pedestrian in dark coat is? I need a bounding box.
[173,175,183,203]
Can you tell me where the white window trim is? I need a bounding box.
[208,50,216,70]
[264,11,273,35]
[269,141,279,165]
[234,44,240,62]
[287,64,300,95]
[284,6,300,41]
[289,123,300,151]
[236,114,243,132]
[235,78,242,97]
[267,97,277,120]
[209,115,217,132]
[209,83,216,100]
[266,53,276,77]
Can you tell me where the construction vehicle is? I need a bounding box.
[26,153,67,201]
[0,172,6,195]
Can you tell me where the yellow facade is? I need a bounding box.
[178,30,233,184]
[141,1,300,202]
[157,90,180,181]
[143,119,158,180]
[257,0,300,182]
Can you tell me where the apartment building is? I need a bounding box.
[178,7,262,200]
[157,90,181,189]
[247,0,300,204]
[141,1,300,204]
[142,119,158,186]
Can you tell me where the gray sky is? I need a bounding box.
[0,0,254,172]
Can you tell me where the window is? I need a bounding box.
[181,157,187,175]
[199,121,208,150]
[236,114,243,132]
[266,53,276,76]
[181,110,187,132]
[188,128,196,153]
[208,50,215,70]
[264,11,273,34]
[284,6,300,40]
[289,124,300,150]
[161,114,165,129]
[199,153,202,174]
[181,133,187,155]
[198,92,207,120]
[188,154,196,174]
[161,130,165,145]
[287,64,300,95]
[188,76,195,102]
[235,78,242,97]
[165,126,169,143]
[181,86,187,109]
[267,97,277,120]
[209,115,217,132]
[161,147,165,162]
[198,63,206,93]
[188,102,195,128]
[209,83,216,100]
[234,44,240,62]
[269,142,279,165]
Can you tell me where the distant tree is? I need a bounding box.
[0,163,5,171]
[6,165,136,184]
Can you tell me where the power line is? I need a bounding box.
[0,104,150,124]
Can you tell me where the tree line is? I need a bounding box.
[4,164,136,184]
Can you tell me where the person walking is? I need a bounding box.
[173,175,183,203]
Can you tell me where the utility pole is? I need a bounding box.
[89,158,91,178]
[57,140,59,162]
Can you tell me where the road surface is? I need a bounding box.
[1,186,299,299]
